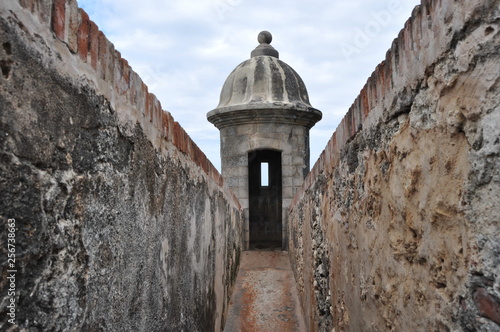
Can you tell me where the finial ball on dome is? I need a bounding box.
[258,31,272,45]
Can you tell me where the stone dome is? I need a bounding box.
[207,31,322,129]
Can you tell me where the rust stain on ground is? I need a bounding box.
[224,251,306,332]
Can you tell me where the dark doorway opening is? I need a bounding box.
[248,150,282,250]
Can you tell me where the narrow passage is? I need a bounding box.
[224,251,306,332]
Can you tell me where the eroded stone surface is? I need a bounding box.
[224,251,306,332]
[288,0,500,331]
[0,4,242,331]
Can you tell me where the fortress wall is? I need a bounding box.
[0,1,242,331]
[288,0,500,330]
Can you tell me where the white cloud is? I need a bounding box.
[110,29,174,55]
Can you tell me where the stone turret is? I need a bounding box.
[207,31,321,250]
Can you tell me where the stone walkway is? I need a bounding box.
[224,251,306,332]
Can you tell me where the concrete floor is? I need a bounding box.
[224,250,306,332]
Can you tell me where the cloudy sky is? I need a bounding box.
[78,0,421,171]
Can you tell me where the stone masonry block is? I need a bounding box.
[292,126,306,135]
[474,288,500,325]
[35,0,53,26]
[236,124,255,136]
[119,58,130,86]
[166,112,175,142]
[221,139,249,157]
[293,177,304,187]
[293,156,305,166]
[222,166,246,179]
[231,186,247,200]
[146,93,155,122]
[188,139,199,163]
[160,110,170,141]
[198,152,209,174]
[283,198,292,208]
[141,82,148,117]
[211,168,224,187]
[282,187,294,200]
[238,198,249,209]
[77,8,89,62]
[222,126,237,136]
[225,156,247,167]
[51,0,65,40]
[116,57,130,95]
[283,176,293,187]
[127,71,141,106]
[226,177,239,188]
[154,99,163,129]
[282,155,292,166]
[89,21,99,70]
[97,31,107,79]
[66,0,79,53]
[282,166,296,177]
[152,97,162,129]
[173,121,187,153]
[18,0,52,27]
[19,0,36,13]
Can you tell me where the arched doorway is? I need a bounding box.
[248,150,282,248]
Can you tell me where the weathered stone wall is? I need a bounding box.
[219,122,310,249]
[288,0,499,331]
[0,1,242,331]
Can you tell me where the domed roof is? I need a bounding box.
[207,31,322,129]
[216,56,312,110]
